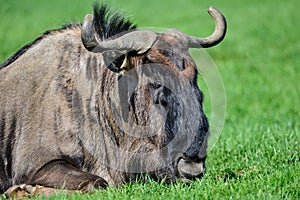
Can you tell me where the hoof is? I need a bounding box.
[5,184,33,199]
[4,184,65,199]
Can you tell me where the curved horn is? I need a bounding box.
[188,6,227,48]
[81,14,100,51]
[81,14,157,54]
[93,30,157,54]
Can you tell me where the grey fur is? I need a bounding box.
[0,5,226,194]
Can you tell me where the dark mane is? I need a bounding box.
[93,3,137,40]
[0,3,136,68]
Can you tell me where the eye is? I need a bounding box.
[151,81,162,89]
[150,82,168,107]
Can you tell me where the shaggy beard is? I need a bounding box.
[119,145,180,183]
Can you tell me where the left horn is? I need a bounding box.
[81,14,157,54]
[188,6,227,48]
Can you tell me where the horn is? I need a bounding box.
[81,14,157,54]
[92,30,158,54]
[81,14,100,51]
[188,6,227,48]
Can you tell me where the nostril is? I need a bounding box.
[182,149,207,163]
[183,155,202,163]
[183,141,207,162]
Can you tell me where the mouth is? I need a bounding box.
[176,158,206,182]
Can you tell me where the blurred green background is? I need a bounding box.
[0,0,299,199]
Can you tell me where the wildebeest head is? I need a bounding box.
[81,7,226,182]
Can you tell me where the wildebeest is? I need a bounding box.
[0,3,226,197]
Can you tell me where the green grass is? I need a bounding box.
[1,0,299,199]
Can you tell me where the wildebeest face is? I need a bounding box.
[110,33,209,182]
[81,6,226,182]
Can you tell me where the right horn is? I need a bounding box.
[81,14,157,54]
[188,6,227,48]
